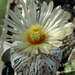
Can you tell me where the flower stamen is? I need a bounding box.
[27,25,46,45]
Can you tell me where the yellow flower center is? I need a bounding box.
[27,25,46,45]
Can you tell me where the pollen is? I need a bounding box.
[27,25,46,45]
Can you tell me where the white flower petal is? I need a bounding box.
[11,35,26,42]
[46,27,62,35]
[48,12,71,30]
[39,44,50,54]
[15,45,33,54]
[22,1,32,26]
[44,6,61,29]
[42,43,53,50]
[28,0,36,25]
[11,36,25,42]
[1,25,19,35]
[8,10,24,26]
[49,41,62,47]
[65,27,73,35]
[2,33,13,39]
[14,7,29,28]
[4,27,19,35]
[23,45,34,53]
[63,23,74,35]
[48,29,67,40]
[13,42,31,52]
[31,47,38,54]
[39,2,47,24]
[41,1,53,26]
[45,9,64,31]
[5,18,26,32]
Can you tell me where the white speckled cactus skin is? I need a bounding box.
[10,47,62,75]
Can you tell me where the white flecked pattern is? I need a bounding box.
[10,47,62,75]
